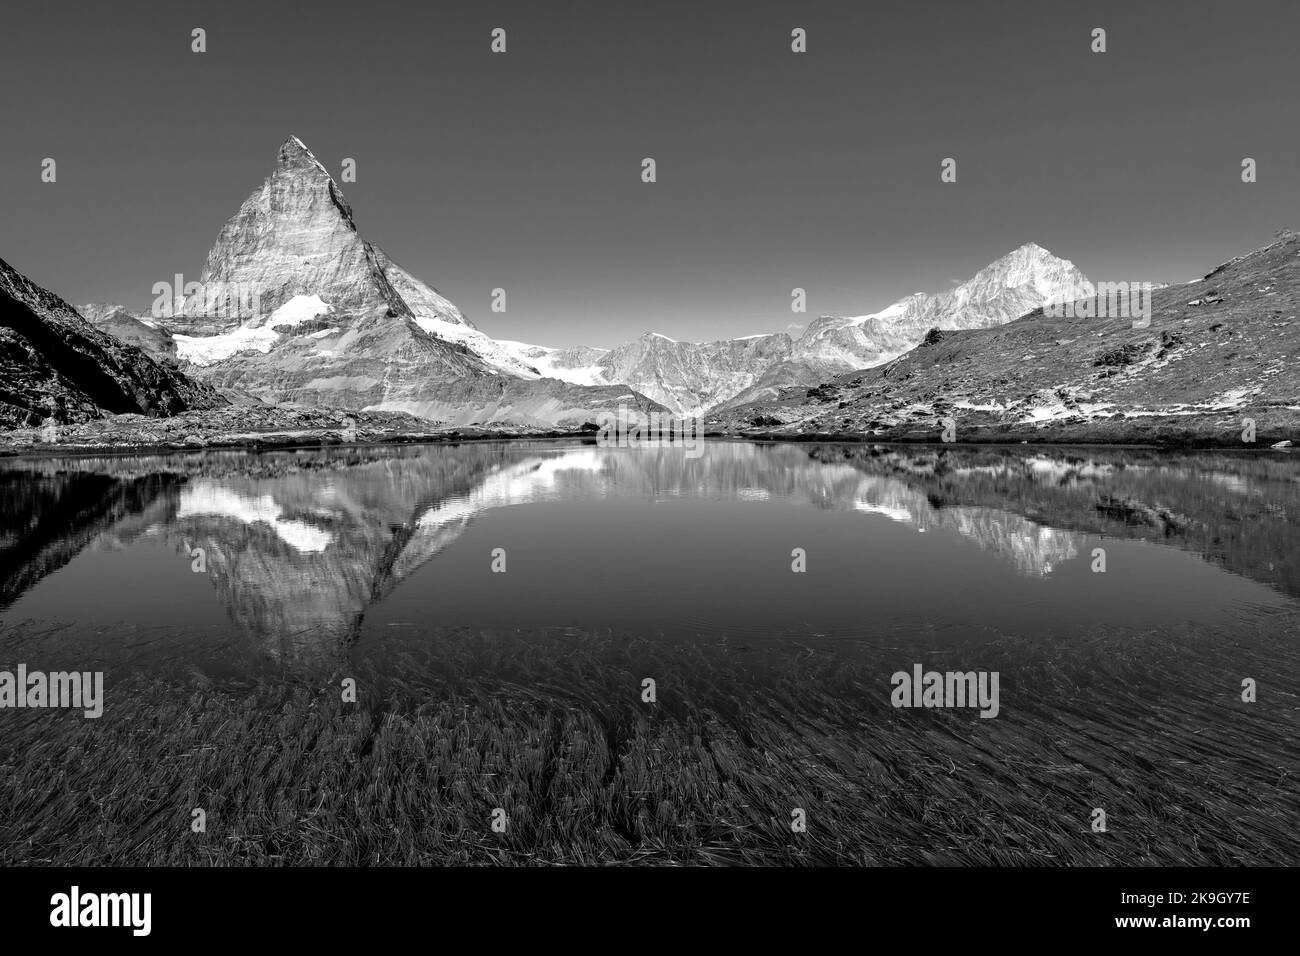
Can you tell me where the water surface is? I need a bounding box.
[2,440,1295,676]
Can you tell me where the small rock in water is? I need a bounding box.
[1271,440,1293,448]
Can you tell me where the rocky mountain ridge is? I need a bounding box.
[530,243,1096,416]
[709,230,1300,446]
[120,136,662,427]
[0,257,223,430]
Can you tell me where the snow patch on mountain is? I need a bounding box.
[518,349,610,386]
[174,295,333,365]
[270,294,333,326]
[410,314,545,378]
[845,299,910,325]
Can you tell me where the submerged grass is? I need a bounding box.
[1,619,1297,865]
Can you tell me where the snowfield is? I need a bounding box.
[174,295,334,366]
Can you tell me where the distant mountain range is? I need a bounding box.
[711,229,1300,446]
[67,136,1097,425]
[439,241,1094,417]
[426,240,1093,416]
[3,135,1295,445]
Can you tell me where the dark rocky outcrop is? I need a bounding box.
[0,257,225,428]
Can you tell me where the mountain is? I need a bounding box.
[711,243,1096,413]
[155,136,661,427]
[798,243,1093,359]
[74,143,1088,426]
[535,243,1095,416]
[509,344,612,383]
[79,302,178,359]
[709,230,1300,445]
[545,331,796,416]
[0,257,223,429]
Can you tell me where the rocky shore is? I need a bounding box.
[0,402,594,456]
[714,408,1300,448]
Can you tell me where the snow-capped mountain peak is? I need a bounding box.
[540,244,1097,416]
[120,135,665,426]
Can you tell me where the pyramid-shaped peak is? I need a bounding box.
[280,134,313,157]
[949,242,1092,302]
[277,134,331,178]
[1006,241,1056,259]
[980,242,1080,275]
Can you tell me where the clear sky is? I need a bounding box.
[2,0,1296,348]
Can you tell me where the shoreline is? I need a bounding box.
[1,427,1295,460]
[711,420,1299,450]
[0,428,599,460]
[1,401,1296,459]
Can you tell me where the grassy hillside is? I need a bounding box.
[713,231,1300,446]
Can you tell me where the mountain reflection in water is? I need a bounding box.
[1,441,1295,668]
